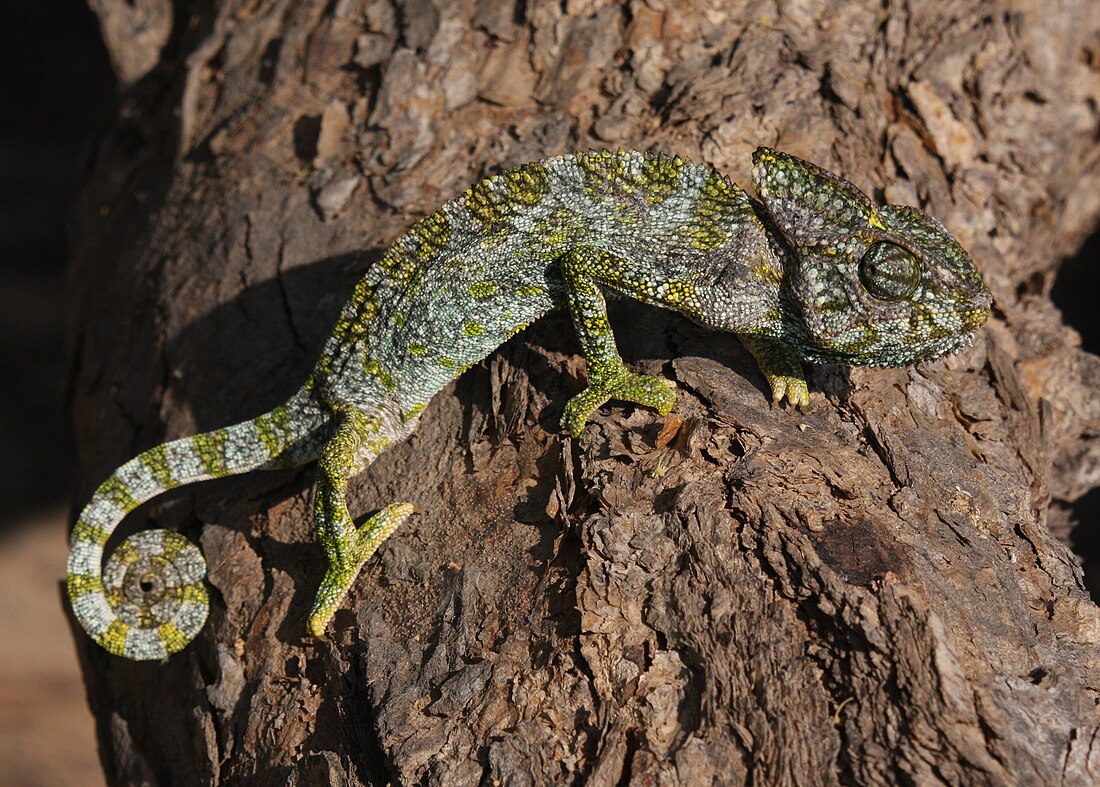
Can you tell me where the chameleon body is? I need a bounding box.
[67,148,991,659]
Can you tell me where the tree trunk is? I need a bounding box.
[68,1,1100,784]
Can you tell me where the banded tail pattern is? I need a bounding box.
[67,390,325,660]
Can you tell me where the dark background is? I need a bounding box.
[1,0,114,526]
[0,1,1097,782]
[0,2,113,782]
[1050,230,1100,589]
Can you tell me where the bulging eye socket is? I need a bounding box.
[858,242,921,302]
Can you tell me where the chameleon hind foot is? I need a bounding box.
[307,502,414,638]
[561,371,676,437]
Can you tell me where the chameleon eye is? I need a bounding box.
[858,242,921,302]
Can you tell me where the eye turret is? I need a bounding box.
[858,242,920,302]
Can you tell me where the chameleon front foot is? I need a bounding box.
[561,371,676,437]
[738,334,811,408]
[762,371,810,408]
[307,502,414,638]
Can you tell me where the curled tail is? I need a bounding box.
[67,389,328,660]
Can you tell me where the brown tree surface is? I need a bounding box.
[68,1,1100,784]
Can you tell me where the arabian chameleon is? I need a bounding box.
[67,148,992,659]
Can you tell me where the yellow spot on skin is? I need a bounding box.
[67,573,105,597]
[464,163,549,229]
[640,155,686,205]
[71,518,111,546]
[192,429,230,477]
[139,444,176,489]
[699,173,739,207]
[160,535,186,561]
[963,305,990,330]
[256,405,290,461]
[464,321,485,337]
[664,280,697,307]
[113,539,140,565]
[681,223,726,251]
[99,619,130,655]
[379,246,417,286]
[838,324,878,355]
[438,357,456,368]
[313,353,335,385]
[331,286,378,345]
[468,281,496,298]
[178,584,207,604]
[408,341,429,356]
[98,477,140,513]
[410,211,453,264]
[363,357,397,392]
[533,210,576,247]
[365,434,392,455]
[752,263,784,286]
[402,403,426,421]
[157,622,189,652]
[502,163,549,206]
[464,179,506,228]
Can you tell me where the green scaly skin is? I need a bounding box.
[67,148,991,659]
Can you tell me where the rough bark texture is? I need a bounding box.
[68,1,1100,784]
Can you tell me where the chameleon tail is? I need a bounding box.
[67,388,327,660]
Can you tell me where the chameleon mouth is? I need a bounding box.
[805,315,986,367]
[961,290,993,331]
[910,328,982,366]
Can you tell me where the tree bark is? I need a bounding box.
[68,1,1100,784]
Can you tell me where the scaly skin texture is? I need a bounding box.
[67,148,992,659]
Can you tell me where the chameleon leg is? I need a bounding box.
[308,406,413,638]
[559,247,677,436]
[737,334,810,407]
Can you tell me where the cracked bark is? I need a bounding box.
[68,1,1100,785]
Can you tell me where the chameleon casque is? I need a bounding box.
[67,148,992,660]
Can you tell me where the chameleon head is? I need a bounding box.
[751,147,992,367]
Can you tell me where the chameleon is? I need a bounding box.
[67,147,992,660]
